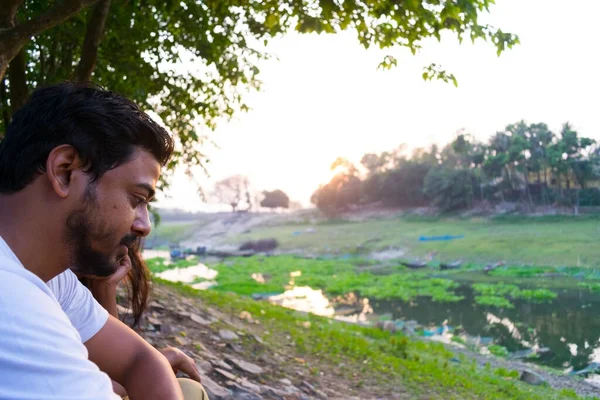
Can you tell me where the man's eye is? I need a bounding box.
[133,196,147,206]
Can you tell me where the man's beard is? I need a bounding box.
[65,186,139,277]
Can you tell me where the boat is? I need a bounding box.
[401,252,436,269]
[440,261,463,270]
[483,261,504,273]
[401,260,428,269]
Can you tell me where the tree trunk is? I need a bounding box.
[39,44,46,85]
[60,41,73,70]
[0,0,24,85]
[479,175,484,203]
[556,172,563,201]
[0,77,10,132]
[0,0,98,82]
[542,184,549,207]
[8,47,28,113]
[47,38,58,78]
[74,0,110,83]
[523,172,533,211]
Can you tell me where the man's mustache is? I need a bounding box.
[120,234,141,251]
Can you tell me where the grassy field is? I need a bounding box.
[145,220,204,248]
[228,216,600,267]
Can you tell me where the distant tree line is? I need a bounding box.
[311,121,600,214]
[212,175,291,212]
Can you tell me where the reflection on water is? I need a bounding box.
[568,343,578,357]
[143,251,218,288]
[586,374,600,388]
[269,286,335,317]
[334,298,374,324]
[156,263,218,285]
[266,270,375,320]
[371,285,600,370]
[191,280,218,290]
[486,312,536,349]
[591,346,600,363]
[142,249,171,261]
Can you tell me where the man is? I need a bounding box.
[49,246,205,397]
[0,82,202,399]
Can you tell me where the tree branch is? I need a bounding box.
[47,38,58,78]
[8,47,27,113]
[75,0,110,83]
[8,0,99,42]
[0,77,10,132]
[0,0,98,81]
[0,0,24,91]
[0,0,24,27]
[39,43,45,84]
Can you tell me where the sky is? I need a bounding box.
[155,0,600,212]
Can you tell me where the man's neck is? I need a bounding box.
[0,193,67,282]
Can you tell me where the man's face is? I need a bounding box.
[66,148,160,277]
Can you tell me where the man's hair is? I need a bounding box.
[0,82,174,193]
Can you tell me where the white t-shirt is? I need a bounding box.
[47,269,109,343]
[0,236,119,399]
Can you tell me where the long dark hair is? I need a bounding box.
[79,247,150,328]
[124,248,151,327]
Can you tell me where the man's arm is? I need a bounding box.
[86,256,130,319]
[85,315,184,400]
[87,258,203,384]
[90,281,119,318]
[87,278,127,398]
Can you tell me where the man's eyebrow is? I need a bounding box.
[135,183,156,200]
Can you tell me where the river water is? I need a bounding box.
[369,285,600,371]
[143,250,600,372]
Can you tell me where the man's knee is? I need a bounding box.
[178,377,210,400]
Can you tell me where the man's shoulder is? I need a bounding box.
[47,267,110,344]
[0,255,53,298]
[0,255,75,337]
[48,268,78,283]
[47,268,79,297]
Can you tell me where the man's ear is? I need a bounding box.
[46,145,82,198]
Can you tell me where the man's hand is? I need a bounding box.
[86,254,132,288]
[160,347,202,382]
[80,255,132,318]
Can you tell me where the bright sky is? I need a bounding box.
[156,0,600,212]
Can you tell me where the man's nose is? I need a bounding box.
[132,207,152,238]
